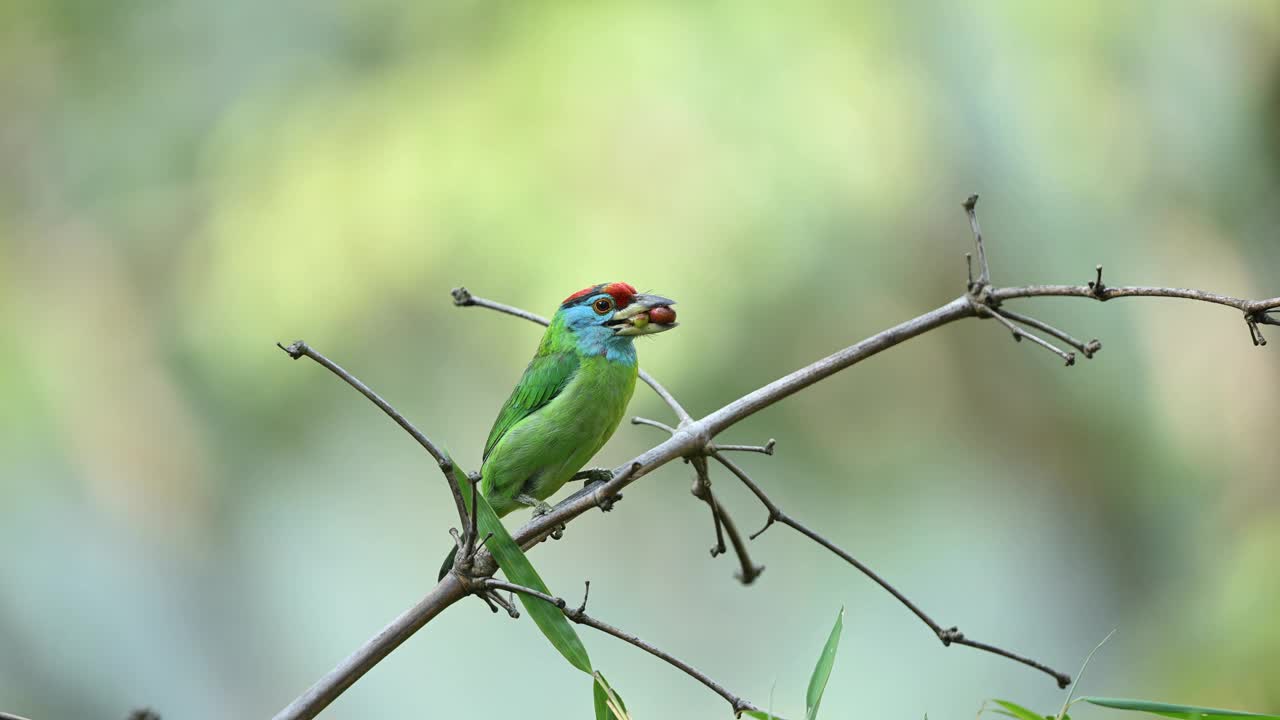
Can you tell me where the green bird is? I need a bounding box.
[440,282,678,579]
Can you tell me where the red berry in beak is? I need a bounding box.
[648,306,676,325]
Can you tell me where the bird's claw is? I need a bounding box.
[576,468,615,486]
[522,498,566,539]
[576,468,621,512]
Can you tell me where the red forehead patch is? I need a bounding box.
[561,282,637,308]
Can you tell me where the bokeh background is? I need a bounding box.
[3,2,1280,718]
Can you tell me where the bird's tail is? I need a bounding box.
[438,544,458,581]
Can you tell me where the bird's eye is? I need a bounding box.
[593,298,613,314]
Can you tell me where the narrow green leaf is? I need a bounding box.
[593,672,628,720]
[743,712,776,720]
[452,458,592,674]
[1079,697,1280,719]
[992,699,1049,720]
[805,607,844,720]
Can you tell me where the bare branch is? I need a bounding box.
[710,439,777,456]
[479,578,774,718]
[710,451,1070,687]
[278,341,449,466]
[279,215,1280,716]
[276,341,469,529]
[690,456,765,583]
[992,283,1280,313]
[272,576,468,720]
[694,459,727,557]
[451,286,549,325]
[457,474,482,572]
[973,302,1077,366]
[631,416,677,434]
[997,307,1102,359]
[964,194,991,288]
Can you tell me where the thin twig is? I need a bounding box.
[631,416,677,434]
[695,463,727,557]
[997,307,1102,359]
[277,341,469,528]
[690,456,765,583]
[992,284,1280,312]
[457,473,482,571]
[453,287,693,423]
[709,450,1071,685]
[708,452,784,537]
[0,711,35,720]
[272,576,468,720]
[964,194,991,288]
[973,303,1077,366]
[635,417,765,582]
[479,579,773,718]
[278,341,449,465]
[710,439,777,456]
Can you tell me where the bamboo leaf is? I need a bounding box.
[805,607,844,720]
[991,699,1049,720]
[452,459,592,674]
[1079,698,1280,719]
[593,672,629,720]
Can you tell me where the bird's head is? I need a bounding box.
[555,282,677,354]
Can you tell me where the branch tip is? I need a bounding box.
[278,340,307,359]
[1088,264,1108,299]
[962,194,990,287]
[451,287,474,306]
[1247,316,1267,346]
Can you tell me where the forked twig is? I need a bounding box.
[277,341,469,529]
[709,450,1070,687]
[480,578,775,718]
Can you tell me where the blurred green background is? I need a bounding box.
[3,1,1280,718]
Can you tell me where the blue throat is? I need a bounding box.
[557,303,639,364]
[574,332,637,364]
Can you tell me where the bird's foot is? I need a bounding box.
[518,494,566,539]
[574,468,615,486]
[516,494,555,516]
[575,468,623,512]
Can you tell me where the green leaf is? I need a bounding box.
[452,458,592,674]
[743,712,776,720]
[1079,698,1280,719]
[805,607,844,720]
[992,699,1049,720]
[593,672,628,720]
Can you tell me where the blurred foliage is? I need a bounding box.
[2,1,1280,719]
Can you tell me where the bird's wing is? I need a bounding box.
[483,349,580,461]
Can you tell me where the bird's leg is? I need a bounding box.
[573,468,623,511]
[515,493,554,516]
[516,493,565,540]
